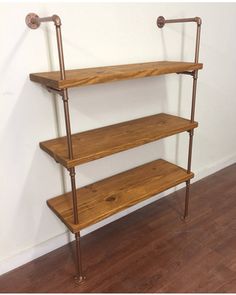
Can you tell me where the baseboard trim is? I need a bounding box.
[1,154,236,275]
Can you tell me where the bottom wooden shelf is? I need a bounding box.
[47,159,194,233]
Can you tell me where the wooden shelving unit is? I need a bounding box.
[26,13,202,283]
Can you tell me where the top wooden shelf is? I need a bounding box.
[30,61,203,89]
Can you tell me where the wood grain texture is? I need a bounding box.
[30,61,203,89]
[47,159,193,233]
[40,113,198,168]
[0,164,235,293]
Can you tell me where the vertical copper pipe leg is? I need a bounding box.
[183,130,194,221]
[74,232,85,283]
[69,170,85,282]
[183,180,190,220]
[187,130,194,173]
[26,13,85,282]
[69,167,79,224]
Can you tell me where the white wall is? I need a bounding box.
[1,2,236,274]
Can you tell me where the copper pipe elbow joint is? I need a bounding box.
[195,17,202,26]
[52,15,61,26]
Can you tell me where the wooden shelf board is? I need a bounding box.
[40,113,198,168]
[47,159,194,233]
[30,61,203,89]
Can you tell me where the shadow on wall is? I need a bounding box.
[0,28,29,76]
[0,79,70,261]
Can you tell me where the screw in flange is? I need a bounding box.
[25,13,40,29]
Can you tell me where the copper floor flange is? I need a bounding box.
[74,275,86,285]
[180,215,190,222]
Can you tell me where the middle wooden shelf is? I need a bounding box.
[40,113,198,168]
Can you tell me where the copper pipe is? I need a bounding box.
[157,15,202,64]
[187,130,194,173]
[69,168,79,224]
[37,15,61,26]
[26,12,84,280]
[53,23,75,161]
[62,90,74,160]
[53,24,75,160]
[190,20,201,121]
[55,25,66,80]
[190,73,198,123]
[186,20,201,219]
[26,13,74,160]
[26,13,78,222]
[185,72,198,218]
[53,26,78,224]
[54,24,78,226]
[194,20,201,63]
[74,233,85,283]
[184,180,190,218]
[157,15,202,220]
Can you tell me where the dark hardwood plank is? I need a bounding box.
[0,163,235,293]
[40,113,198,168]
[30,61,203,89]
[47,159,193,233]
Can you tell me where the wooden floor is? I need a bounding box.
[1,163,236,293]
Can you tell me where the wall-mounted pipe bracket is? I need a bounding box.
[25,13,61,29]
[156,15,202,64]
[157,16,202,28]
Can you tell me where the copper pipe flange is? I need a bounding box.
[157,16,165,28]
[25,13,40,29]
[74,275,86,285]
